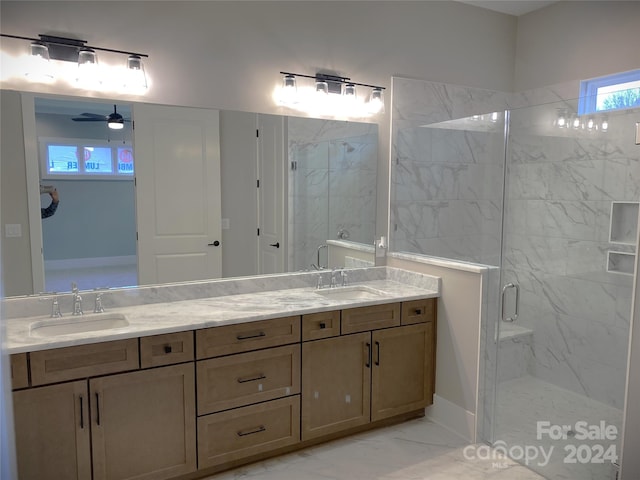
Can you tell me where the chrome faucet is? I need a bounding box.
[51,295,62,318]
[93,287,109,313]
[312,244,328,270]
[71,282,83,316]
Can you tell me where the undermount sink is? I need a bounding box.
[29,313,129,337]
[314,285,388,301]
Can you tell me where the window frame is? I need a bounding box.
[578,69,640,115]
[39,137,135,180]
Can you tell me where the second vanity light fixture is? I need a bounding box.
[274,71,385,118]
[0,33,149,93]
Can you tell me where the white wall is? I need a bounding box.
[514,1,640,91]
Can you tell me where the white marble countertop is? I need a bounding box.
[5,279,438,354]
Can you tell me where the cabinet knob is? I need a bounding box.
[319,322,326,329]
[415,308,422,315]
[164,345,172,354]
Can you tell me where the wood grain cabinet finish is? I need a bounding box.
[13,380,91,480]
[197,344,301,415]
[371,323,434,421]
[301,332,371,440]
[90,363,197,480]
[196,316,301,359]
[197,396,300,469]
[302,311,340,341]
[140,331,194,368]
[401,298,436,325]
[30,338,139,386]
[10,353,29,389]
[341,303,401,334]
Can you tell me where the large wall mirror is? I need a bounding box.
[0,92,378,297]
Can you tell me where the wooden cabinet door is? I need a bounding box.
[301,332,371,440]
[90,363,197,480]
[371,323,434,422]
[13,380,91,480]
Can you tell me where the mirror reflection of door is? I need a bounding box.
[36,98,138,293]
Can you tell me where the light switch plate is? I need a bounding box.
[221,218,230,230]
[635,122,640,145]
[5,224,22,237]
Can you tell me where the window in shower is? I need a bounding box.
[579,69,640,114]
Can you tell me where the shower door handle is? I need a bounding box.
[501,283,520,323]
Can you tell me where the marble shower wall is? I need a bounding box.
[391,76,639,421]
[391,77,510,266]
[502,103,640,408]
[288,118,377,271]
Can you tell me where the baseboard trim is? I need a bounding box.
[425,394,476,443]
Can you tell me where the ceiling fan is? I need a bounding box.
[72,104,130,130]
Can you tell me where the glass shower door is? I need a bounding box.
[491,99,639,480]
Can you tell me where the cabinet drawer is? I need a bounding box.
[401,298,437,325]
[140,331,194,368]
[302,311,340,341]
[197,396,300,469]
[30,339,139,386]
[341,303,401,334]
[196,316,300,359]
[11,353,29,390]
[197,344,300,415]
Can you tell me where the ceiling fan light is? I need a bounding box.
[108,117,124,130]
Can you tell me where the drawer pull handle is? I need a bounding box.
[236,331,266,341]
[319,322,326,329]
[414,308,423,315]
[237,373,266,384]
[164,345,173,354]
[237,425,266,437]
[95,392,101,426]
[375,341,381,366]
[79,395,84,429]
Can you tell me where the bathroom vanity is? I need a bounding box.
[6,269,439,480]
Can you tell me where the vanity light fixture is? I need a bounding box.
[554,109,609,133]
[0,32,149,93]
[274,71,386,118]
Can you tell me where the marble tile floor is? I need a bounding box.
[204,417,545,480]
[494,375,622,480]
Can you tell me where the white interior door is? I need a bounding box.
[134,104,222,285]
[257,114,286,274]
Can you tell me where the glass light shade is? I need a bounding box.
[572,116,581,129]
[601,118,609,132]
[279,74,298,105]
[556,109,566,128]
[367,88,384,114]
[315,80,328,95]
[25,42,54,81]
[283,74,296,89]
[76,48,101,87]
[344,83,356,97]
[124,54,148,91]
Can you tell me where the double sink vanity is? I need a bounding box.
[5,267,440,480]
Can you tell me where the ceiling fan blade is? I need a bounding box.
[72,117,106,122]
[78,112,107,119]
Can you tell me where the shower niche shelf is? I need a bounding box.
[607,251,635,276]
[609,202,639,245]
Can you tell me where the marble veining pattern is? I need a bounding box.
[4,267,439,353]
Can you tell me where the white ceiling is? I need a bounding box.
[456,0,558,16]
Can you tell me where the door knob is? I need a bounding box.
[270,242,280,248]
[208,240,221,246]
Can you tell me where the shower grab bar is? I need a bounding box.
[501,283,520,323]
